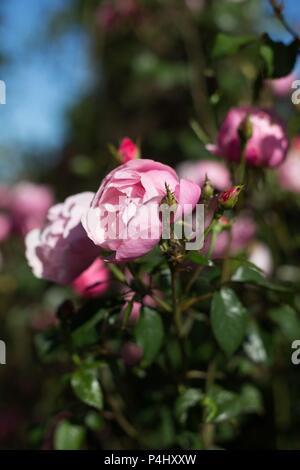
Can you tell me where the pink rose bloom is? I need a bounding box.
[118,137,139,163]
[25,192,99,285]
[82,159,201,262]
[204,215,256,258]
[0,213,11,243]
[9,182,54,236]
[266,72,296,97]
[248,242,273,276]
[177,160,231,191]
[121,342,143,367]
[72,257,110,298]
[277,147,300,194]
[209,107,288,168]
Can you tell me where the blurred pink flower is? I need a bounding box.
[277,145,300,194]
[118,137,140,163]
[185,0,204,12]
[72,257,110,298]
[204,214,256,258]
[97,0,140,32]
[266,72,296,97]
[82,159,200,262]
[177,160,231,191]
[0,408,22,442]
[9,182,54,236]
[25,192,99,285]
[121,342,143,367]
[208,107,288,168]
[249,242,273,276]
[0,213,11,243]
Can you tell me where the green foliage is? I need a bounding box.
[213,33,256,59]
[211,288,248,356]
[54,421,86,450]
[134,307,164,366]
[71,363,103,410]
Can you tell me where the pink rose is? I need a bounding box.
[121,342,143,367]
[209,107,288,168]
[118,137,139,163]
[177,160,231,191]
[82,159,201,262]
[0,213,11,243]
[25,192,99,285]
[204,214,256,258]
[266,72,296,97]
[72,257,110,298]
[277,146,300,194]
[9,182,54,236]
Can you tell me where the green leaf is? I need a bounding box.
[175,388,203,424]
[269,305,300,342]
[85,411,104,431]
[208,384,263,424]
[134,307,164,366]
[211,288,248,356]
[243,323,267,364]
[54,420,86,450]
[71,309,106,349]
[260,35,299,79]
[186,251,214,266]
[122,300,133,327]
[213,33,255,59]
[71,365,103,410]
[231,265,291,292]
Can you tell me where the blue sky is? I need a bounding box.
[0,0,300,180]
[0,0,94,179]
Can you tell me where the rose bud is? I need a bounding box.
[121,342,143,367]
[72,258,110,298]
[218,185,244,209]
[207,107,288,168]
[118,137,140,163]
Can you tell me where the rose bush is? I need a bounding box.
[4,0,300,453]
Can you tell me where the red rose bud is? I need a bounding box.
[218,215,231,229]
[118,137,140,163]
[218,185,244,209]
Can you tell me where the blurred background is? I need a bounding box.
[1,0,300,450]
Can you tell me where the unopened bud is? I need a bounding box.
[218,185,244,209]
[118,137,140,163]
[202,177,214,199]
[162,183,178,207]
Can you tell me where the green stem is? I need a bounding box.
[171,266,182,335]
